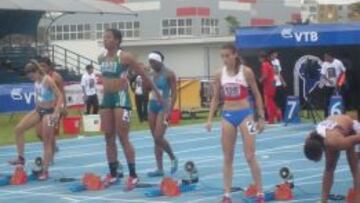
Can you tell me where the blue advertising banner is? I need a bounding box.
[0,83,35,113]
[236,23,360,49]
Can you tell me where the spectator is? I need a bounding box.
[81,64,99,114]
[259,51,278,124]
[320,52,346,118]
[131,64,150,122]
[270,50,287,120]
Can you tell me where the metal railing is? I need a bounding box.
[37,44,99,76]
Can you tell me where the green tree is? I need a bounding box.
[352,2,360,13]
[349,2,360,19]
[225,15,240,34]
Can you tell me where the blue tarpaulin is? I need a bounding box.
[235,23,360,49]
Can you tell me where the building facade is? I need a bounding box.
[39,0,303,77]
[301,0,360,23]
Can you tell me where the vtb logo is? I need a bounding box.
[11,88,35,104]
[281,28,319,43]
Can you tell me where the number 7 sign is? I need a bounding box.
[284,96,301,124]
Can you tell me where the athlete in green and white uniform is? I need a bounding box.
[99,29,162,191]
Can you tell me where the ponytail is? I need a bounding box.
[25,59,46,76]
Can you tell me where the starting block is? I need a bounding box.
[144,182,196,197]
[69,172,121,192]
[243,191,275,203]
[0,168,39,187]
[0,175,11,186]
[346,188,356,203]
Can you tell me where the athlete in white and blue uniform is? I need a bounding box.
[304,115,360,203]
[36,57,65,162]
[205,43,266,203]
[9,59,63,181]
[146,51,178,177]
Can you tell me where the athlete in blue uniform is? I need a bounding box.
[9,60,63,180]
[146,51,178,177]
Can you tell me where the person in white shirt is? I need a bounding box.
[81,64,99,114]
[270,50,287,120]
[320,52,346,118]
[134,74,149,122]
[130,64,150,122]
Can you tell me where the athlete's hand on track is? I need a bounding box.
[205,121,212,132]
[257,119,265,133]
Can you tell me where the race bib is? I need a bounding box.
[101,61,117,73]
[223,84,240,98]
[122,109,131,122]
[246,120,257,135]
[150,90,163,100]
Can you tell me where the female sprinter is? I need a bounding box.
[205,43,265,203]
[99,29,162,191]
[304,114,360,203]
[36,57,65,163]
[146,51,178,177]
[9,60,63,180]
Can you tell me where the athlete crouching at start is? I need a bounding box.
[9,60,63,180]
[304,115,360,203]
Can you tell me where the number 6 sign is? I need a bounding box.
[328,95,344,116]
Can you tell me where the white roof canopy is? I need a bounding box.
[0,0,136,15]
[316,0,359,5]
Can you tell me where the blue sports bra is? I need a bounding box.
[150,67,171,100]
[35,76,55,103]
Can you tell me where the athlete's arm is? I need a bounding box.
[168,70,177,114]
[205,70,221,132]
[45,76,63,116]
[321,148,339,203]
[53,72,66,105]
[244,66,265,133]
[325,132,360,150]
[337,60,346,73]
